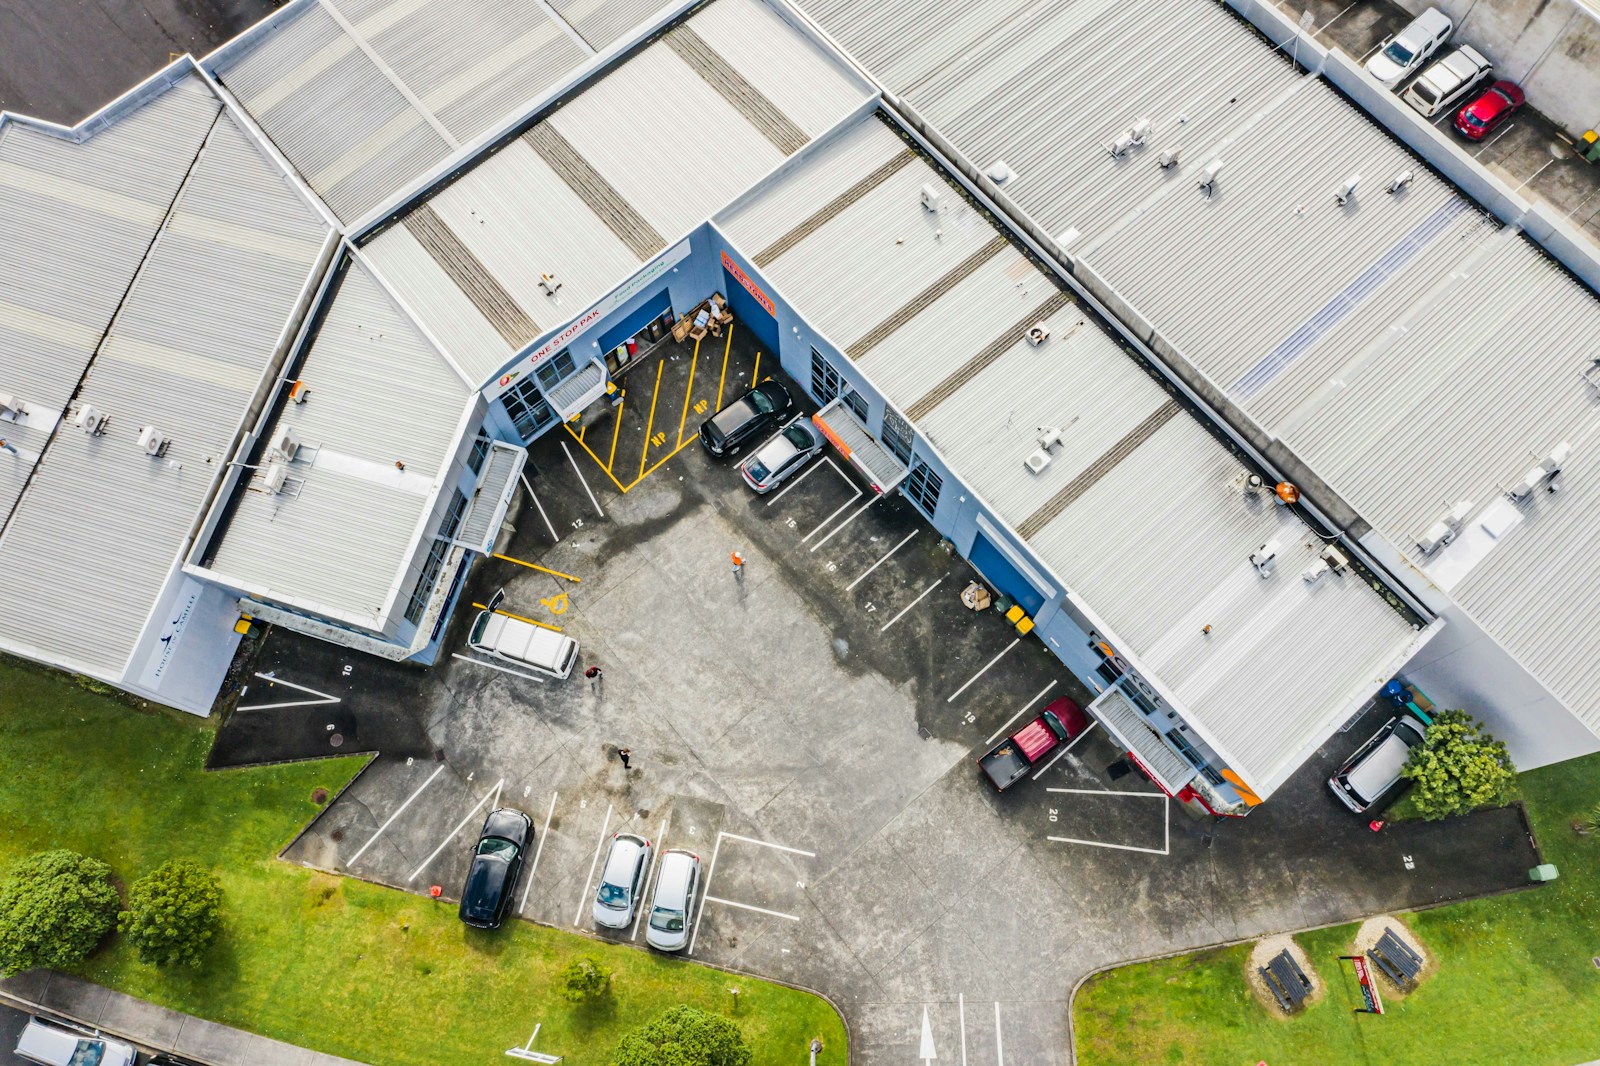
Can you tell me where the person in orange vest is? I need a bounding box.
[730,550,745,579]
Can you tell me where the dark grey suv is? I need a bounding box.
[698,380,796,458]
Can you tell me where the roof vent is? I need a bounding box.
[986,160,1017,186]
[538,272,562,296]
[288,379,311,405]
[1509,441,1572,500]
[920,183,943,212]
[1417,499,1473,554]
[1302,558,1331,585]
[137,425,170,458]
[259,459,290,495]
[1274,481,1300,505]
[1026,323,1050,346]
[1320,545,1350,572]
[1250,537,1281,578]
[268,427,299,462]
[1130,118,1153,143]
[0,392,21,422]
[73,404,108,436]
[1158,147,1183,169]
[1387,170,1414,195]
[1026,425,1067,474]
[1242,473,1265,496]
[1335,174,1361,207]
[1199,159,1223,198]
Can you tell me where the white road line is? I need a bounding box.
[994,1001,1005,1066]
[1045,787,1166,798]
[810,493,883,552]
[345,764,446,867]
[946,639,1020,704]
[573,803,614,926]
[237,671,341,712]
[717,830,817,858]
[802,486,863,542]
[985,680,1059,744]
[1474,122,1517,158]
[765,454,844,506]
[1031,720,1099,780]
[958,992,967,1066]
[519,791,558,915]
[561,440,604,517]
[631,815,670,941]
[450,653,546,684]
[701,895,801,922]
[1047,835,1170,856]
[520,472,559,544]
[880,577,944,633]
[408,778,503,882]
[1512,158,1555,193]
[687,832,723,956]
[846,529,917,591]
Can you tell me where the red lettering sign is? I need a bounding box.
[721,251,775,317]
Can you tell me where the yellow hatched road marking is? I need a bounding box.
[563,422,628,493]
[677,333,707,447]
[640,358,666,479]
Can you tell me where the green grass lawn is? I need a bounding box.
[0,659,846,1064]
[1073,755,1600,1066]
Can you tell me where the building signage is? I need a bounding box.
[138,577,202,688]
[811,412,853,461]
[1340,955,1385,1014]
[721,250,774,317]
[485,238,692,401]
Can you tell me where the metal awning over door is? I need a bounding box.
[811,397,907,494]
[1089,685,1198,795]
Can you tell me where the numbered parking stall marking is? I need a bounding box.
[689,831,817,956]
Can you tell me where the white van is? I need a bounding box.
[1328,716,1427,813]
[1402,45,1492,117]
[1366,8,1453,89]
[15,1019,137,1066]
[467,609,578,679]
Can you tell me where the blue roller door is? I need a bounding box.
[722,268,780,353]
[596,288,670,354]
[969,533,1046,616]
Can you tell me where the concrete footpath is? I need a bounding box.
[0,970,366,1066]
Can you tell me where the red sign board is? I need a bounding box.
[1342,955,1385,1014]
[721,250,775,317]
[812,413,852,460]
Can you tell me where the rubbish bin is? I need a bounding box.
[993,593,1016,615]
[1529,863,1559,882]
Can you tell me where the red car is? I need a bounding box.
[1454,80,1524,141]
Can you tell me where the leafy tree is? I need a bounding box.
[612,1005,750,1066]
[119,859,224,967]
[557,956,612,1003]
[0,850,119,976]
[1400,709,1516,821]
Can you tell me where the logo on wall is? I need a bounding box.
[721,251,775,317]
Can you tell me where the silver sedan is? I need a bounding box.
[738,417,822,494]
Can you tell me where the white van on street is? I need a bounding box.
[467,605,579,680]
[15,1019,137,1066]
[1402,45,1492,117]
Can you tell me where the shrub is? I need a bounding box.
[119,859,224,967]
[0,850,119,976]
[1401,709,1516,821]
[557,956,612,1003]
[612,1005,750,1066]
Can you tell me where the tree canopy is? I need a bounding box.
[0,849,119,976]
[119,859,224,967]
[1401,709,1516,821]
[612,1005,751,1066]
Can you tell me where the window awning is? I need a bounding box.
[546,358,607,419]
[458,442,526,554]
[1089,684,1198,795]
[812,397,907,494]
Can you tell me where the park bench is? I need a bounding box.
[1368,927,1424,988]
[1259,949,1312,1011]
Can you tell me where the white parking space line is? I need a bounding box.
[717,831,817,858]
[520,472,559,544]
[1031,720,1099,780]
[573,803,614,927]
[701,895,802,921]
[846,530,917,591]
[880,577,944,633]
[1047,835,1169,855]
[1046,787,1164,797]
[958,993,967,1066]
[562,440,604,517]
[810,493,884,552]
[450,653,546,684]
[687,832,722,956]
[407,778,503,882]
[802,485,864,542]
[946,639,1020,703]
[765,454,847,507]
[1046,792,1170,855]
[1475,122,1517,158]
[630,815,670,941]
[985,680,1059,744]
[519,791,558,915]
[994,1002,1005,1066]
[345,763,446,867]
[237,672,340,711]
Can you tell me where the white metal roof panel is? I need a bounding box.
[205,257,471,625]
[794,0,1042,93]
[548,0,673,51]
[0,107,329,676]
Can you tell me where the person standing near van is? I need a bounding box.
[617,747,632,770]
[585,664,603,692]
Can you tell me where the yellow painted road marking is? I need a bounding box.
[752,350,762,384]
[471,602,563,633]
[540,592,569,614]
[639,358,665,479]
[715,327,733,410]
[623,434,697,491]
[563,422,629,493]
[677,334,706,447]
[606,398,625,473]
[491,553,581,583]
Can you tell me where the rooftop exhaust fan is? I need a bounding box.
[1158,147,1182,169]
[538,272,562,296]
[1250,538,1281,578]
[1387,170,1414,195]
[1417,499,1473,554]
[1509,442,1572,500]
[288,379,311,404]
[986,160,1017,186]
[1199,159,1223,198]
[1026,323,1050,346]
[1335,174,1361,206]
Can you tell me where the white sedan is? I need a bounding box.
[738,417,822,493]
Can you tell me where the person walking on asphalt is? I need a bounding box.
[617,747,632,770]
[585,664,603,692]
[731,550,745,579]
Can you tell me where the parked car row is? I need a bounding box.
[457,809,701,952]
[698,379,829,497]
[1365,7,1523,141]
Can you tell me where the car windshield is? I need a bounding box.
[746,459,771,481]
[469,612,490,643]
[476,837,518,859]
[649,907,685,933]
[597,882,629,908]
[70,1041,105,1066]
[1461,110,1487,127]
[749,388,775,414]
[1382,40,1415,64]
[782,424,813,449]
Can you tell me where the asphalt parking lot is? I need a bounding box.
[241,327,1540,1064]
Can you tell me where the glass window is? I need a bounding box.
[405,538,450,624]
[810,347,843,404]
[534,350,577,391]
[881,407,913,466]
[904,458,942,516]
[467,436,490,474]
[844,388,869,422]
[502,377,557,441]
[440,488,469,541]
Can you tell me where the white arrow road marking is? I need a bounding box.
[237,671,341,711]
[919,1005,937,1063]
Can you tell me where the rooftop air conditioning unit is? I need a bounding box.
[1158,147,1182,170]
[1024,449,1053,474]
[0,392,19,420]
[920,183,942,212]
[1199,159,1223,198]
[1302,557,1331,585]
[1319,545,1350,573]
[1130,118,1152,144]
[137,425,169,458]
[260,459,290,495]
[1109,133,1137,158]
[1250,537,1281,578]
[1335,174,1361,206]
[268,427,299,462]
[1026,323,1050,346]
[1509,443,1571,501]
[1387,170,1414,195]
[1417,499,1473,554]
[1036,426,1065,451]
[74,404,108,436]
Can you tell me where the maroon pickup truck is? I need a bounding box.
[978,696,1088,791]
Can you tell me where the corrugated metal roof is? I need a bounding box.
[204,255,472,627]
[0,101,330,677]
[548,0,672,51]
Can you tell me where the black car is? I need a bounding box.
[459,807,532,929]
[698,381,796,458]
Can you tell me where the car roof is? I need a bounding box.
[602,834,646,877]
[482,807,530,842]
[17,1022,82,1063]
[1346,720,1421,802]
[754,430,802,466]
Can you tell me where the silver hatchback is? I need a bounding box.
[592,832,652,929]
[739,418,822,494]
[644,849,702,952]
